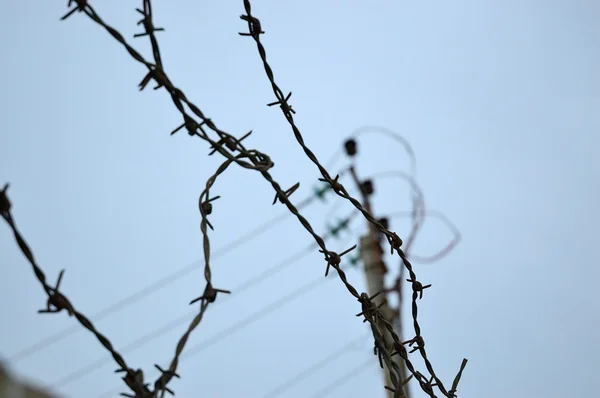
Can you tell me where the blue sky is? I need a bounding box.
[1,1,599,398]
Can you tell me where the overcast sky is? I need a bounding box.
[1,1,599,398]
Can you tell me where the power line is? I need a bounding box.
[350,126,417,178]
[10,154,349,364]
[8,191,322,363]
[308,357,375,398]
[92,260,361,398]
[50,211,359,393]
[261,332,370,398]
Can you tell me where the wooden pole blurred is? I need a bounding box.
[348,164,410,398]
[0,360,58,398]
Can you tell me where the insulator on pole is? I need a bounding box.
[360,179,374,196]
[344,138,357,156]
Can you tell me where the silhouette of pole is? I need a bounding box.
[344,139,410,398]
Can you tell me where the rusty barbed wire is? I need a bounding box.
[152,154,251,398]
[132,151,338,398]
[238,0,467,395]
[2,1,467,396]
[0,183,151,396]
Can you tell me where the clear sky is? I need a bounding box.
[1,1,599,398]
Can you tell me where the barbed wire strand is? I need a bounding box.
[51,210,360,390]
[153,149,344,397]
[239,1,467,394]
[0,184,147,395]
[320,166,362,228]
[95,258,361,398]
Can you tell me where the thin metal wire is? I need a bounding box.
[350,126,417,179]
[262,332,371,398]
[307,357,375,398]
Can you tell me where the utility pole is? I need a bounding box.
[1,360,57,398]
[343,138,411,398]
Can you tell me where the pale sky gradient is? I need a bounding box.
[1,1,599,398]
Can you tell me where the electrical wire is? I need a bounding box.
[323,146,343,172]
[261,332,371,398]
[92,253,361,398]
[307,357,375,398]
[368,171,425,210]
[49,211,359,394]
[7,176,335,364]
[349,125,417,179]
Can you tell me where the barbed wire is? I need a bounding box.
[95,257,362,398]
[51,210,360,391]
[2,1,467,396]
[239,0,467,394]
[0,183,150,396]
